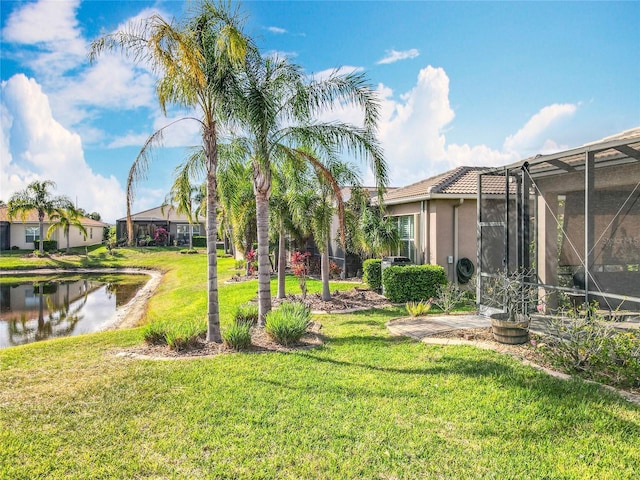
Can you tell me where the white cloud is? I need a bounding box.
[0,74,126,223]
[311,66,365,81]
[267,26,287,34]
[503,103,578,155]
[377,48,420,65]
[2,0,87,79]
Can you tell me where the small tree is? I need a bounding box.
[291,251,310,299]
[46,205,88,253]
[8,180,72,254]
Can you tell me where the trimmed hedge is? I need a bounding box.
[362,259,382,291]
[382,264,447,303]
[192,236,206,248]
[34,240,57,252]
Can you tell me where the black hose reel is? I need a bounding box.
[456,257,475,284]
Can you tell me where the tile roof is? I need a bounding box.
[117,205,205,223]
[380,166,487,203]
[0,206,109,227]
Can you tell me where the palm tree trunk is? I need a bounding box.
[189,224,193,250]
[255,191,272,326]
[321,238,331,301]
[277,218,286,299]
[38,212,45,254]
[204,127,221,343]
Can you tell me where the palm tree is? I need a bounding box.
[89,1,249,343]
[7,180,72,254]
[291,160,361,301]
[46,205,88,253]
[229,54,388,325]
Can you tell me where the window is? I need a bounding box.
[395,215,417,262]
[25,226,38,244]
[176,224,200,245]
[90,228,93,239]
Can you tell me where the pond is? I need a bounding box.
[0,274,149,349]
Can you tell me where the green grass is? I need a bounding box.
[1,248,639,479]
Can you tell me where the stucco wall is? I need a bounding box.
[7,223,103,250]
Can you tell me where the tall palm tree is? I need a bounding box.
[7,180,72,254]
[46,205,89,253]
[89,1,249,343]
[291,159,361,301]
[229,54,388,325]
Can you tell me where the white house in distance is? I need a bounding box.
[0,206,109,251]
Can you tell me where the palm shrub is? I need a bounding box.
[234,303,259,326]
[265,302,311,346]
[223,322,252,351]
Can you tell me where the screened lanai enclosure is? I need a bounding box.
[477,129,640,317]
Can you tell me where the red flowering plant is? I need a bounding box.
[153,227,169,246]
[291,251,310,298]
[245,249,257,276]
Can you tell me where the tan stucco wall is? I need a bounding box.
[8,223,103,250]
[387,198,478,282]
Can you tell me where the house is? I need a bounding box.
[0,206,108,251]
[115,206,206,246]
[477,127,640,314]
[373,166,488,284]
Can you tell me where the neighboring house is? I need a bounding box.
[0,206,108,251]
[374,166,488,284]
[115,206,205,246]
[477,127,640,314]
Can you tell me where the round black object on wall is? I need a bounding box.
[456,258,475,284]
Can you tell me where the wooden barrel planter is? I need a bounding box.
[490,314,530,345]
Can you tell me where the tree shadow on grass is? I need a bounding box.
[294,332,640,413]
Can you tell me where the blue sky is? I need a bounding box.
[1,0,638,223]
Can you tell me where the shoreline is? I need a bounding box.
[0,268,163,331]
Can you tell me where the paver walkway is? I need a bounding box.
[387,314,490,340]
[386,314,558,340]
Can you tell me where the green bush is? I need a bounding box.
[192,236,206,248]
[406,300,432,317]
[542,308,640,389]
[234,303,259,326]
[382,264,447,303]
[265,302,311,346]
[223,322,252,351]
[363,259,382,291]
[34,240,57,252]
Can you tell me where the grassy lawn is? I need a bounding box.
[1,248,639,479]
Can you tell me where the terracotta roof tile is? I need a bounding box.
[381,166,488,203]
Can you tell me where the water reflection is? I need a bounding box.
[0,275,147,349]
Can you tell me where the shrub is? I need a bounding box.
[234,303,259,326]
[179,248,198,254]
[144,320,203,351]
[541,306,640,389]
[34,240,57,252]
[192,236,206,248]
[329,261,343,279]
[265,302,311,346]
[223,322,252,351]
[543,306,640,388]
[406,300,432,317]
[291,251,310,298]
[382,264,447,303]
[433,282,473,314]
[363,259,382,291]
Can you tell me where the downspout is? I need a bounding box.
[453,199,464,285]
[421,200,426,264]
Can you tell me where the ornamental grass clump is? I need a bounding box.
[223,322,252,351]
[234,303,259,326]
[405,299,432,317]
[265,301,311,346]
